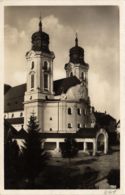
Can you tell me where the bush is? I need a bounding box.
[107,169,120,188]
[4,139,20,188]
[60,137,78,158]
[21,114,49,187]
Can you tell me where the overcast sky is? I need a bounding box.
[4,6,119,120]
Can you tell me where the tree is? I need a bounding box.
[4,139,20,189]
[107,169,120,188]
[22,113,49,187]
[60,137,78,159]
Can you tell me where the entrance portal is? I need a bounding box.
[96,129,108,155]
[97,134,105,153]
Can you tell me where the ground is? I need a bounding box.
[32,145,120,189]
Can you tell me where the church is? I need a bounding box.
[4,18,110,156]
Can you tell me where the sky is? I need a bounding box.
[4,6,119,120]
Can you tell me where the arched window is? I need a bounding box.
[11,113,14,118]
[81,72,86,80]
[84,109,87,115]
[77,123,81,128]
[68,108,72,115]
[77,108,81,115]
[81,72,84,80]
[44,61,48,71]
[31,61,34,69]
[68,123,72,128]
[31,74,34,88]
[44,73,48,89]
[70,72,73,77]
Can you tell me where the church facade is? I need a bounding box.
[5,18,94,132]
[4,18,109,156]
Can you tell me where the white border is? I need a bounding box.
[0,0,125,195]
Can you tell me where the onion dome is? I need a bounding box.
[69,34,84,64]
[31,17,50,53]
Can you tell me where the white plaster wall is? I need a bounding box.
[42,102,58,132]
[26,51,54,95]
[5,110,24,119]
[66,84,88,101]
[24,101,87,133]
[42,101,90,133]
[12,124,23,131]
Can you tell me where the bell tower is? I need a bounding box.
[65,34,89,86]
[65,34,89,100]
[24,17,55,130]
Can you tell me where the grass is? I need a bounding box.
[33,145,120,189]
[6,145,120,189]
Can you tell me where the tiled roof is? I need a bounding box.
[94,112,116,126]
[4,84,26,112]
[6,117,24,124]
[39,128,98,139]
[4,84,11,94]
[13,128,98,139]
[77,128,99,138]
[54,76,81,95]
[4,76,81,112]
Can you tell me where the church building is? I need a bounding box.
[4,18,109,156]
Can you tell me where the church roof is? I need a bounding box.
[39,129,98,139]
[77,128,99,138]
[11,127,98,139]
[4,84,12,94]
[39,128,98,139]
[31,18,50,53]
[6,117,24,124]
[4,84,26,112]
[94,112,116,126]
[54,76,81,95]
[4,76,80,112]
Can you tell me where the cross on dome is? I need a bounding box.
[39,15,42,31]
[75,32,78,46]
